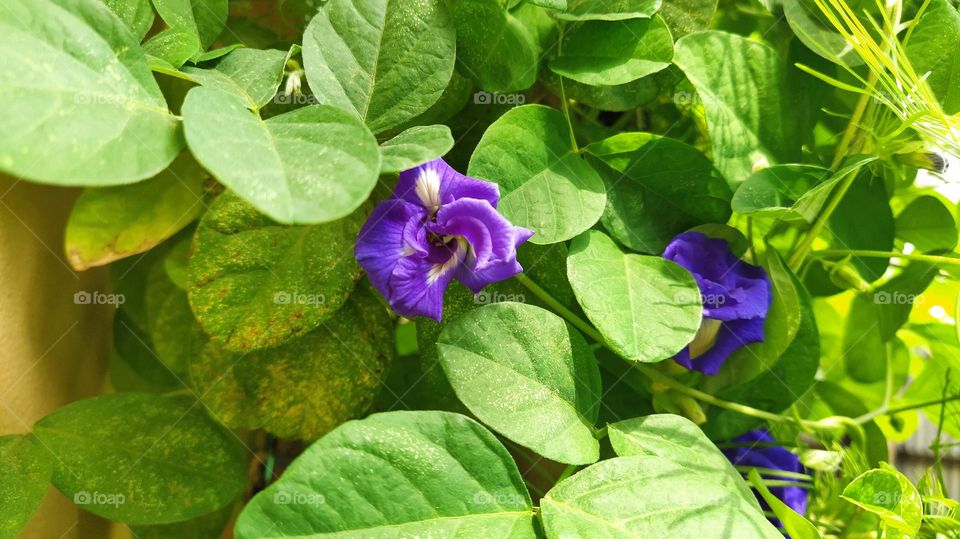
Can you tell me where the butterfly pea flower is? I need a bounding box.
[723,429,809,523]
[663,232,772,375]
[355,158,534,322]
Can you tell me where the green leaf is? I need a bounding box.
[102,0,154,39]
[437,302,601,465]
[544,69,660,111]
[529,0,567,8]
[567,230,702,362]
[452,0,539,92]
[608,414,757,506]
[0,0,182,186]
[747,469,821,539]
[895,195,958,253]
[906,0,960,114]
[469,105,606,244]
[841,464,923,536]
[64,153,206,271]
[673,31,800,183]
[145,254,206,379]
[584,132,731,253]
[33,393,246,525]
[187,191,364,352]
[182,86,381,224]
[181,48,289,110]
[303,0,456,134]
[129,504,234,539]
[234,411,536,539]
[731,164,829,218]
[550,16,673,85]
[151,0,227,50]
[829,173,894,282]
[658,0,716,37]
[556,0,662,21]
[380,125,455,174]
[0,435,52,539]
[541,456,780,537]
[783,0,868,67]
[142,27,201,69]
[192,287,394,440]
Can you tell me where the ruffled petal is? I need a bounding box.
[428,198,533,293]
[395,158,499,210]
[387,239,467,322]
[355,200,428,301]
[663,232,771,322]
[677,315,766,375]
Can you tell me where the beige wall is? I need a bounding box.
[0,176,113,538]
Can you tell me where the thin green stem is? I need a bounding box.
[854,393,960,424]
[812,249,960,266]
[555,24,578,153]
[787,167,860,271]
[514,274,603,343]
[734,465,813,482]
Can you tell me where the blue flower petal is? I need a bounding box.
[722,429,808,518]
[355,199,428,302]
[387,239,466,322]
[395,158,499,210]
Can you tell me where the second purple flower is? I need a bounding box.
[356,158,534,322]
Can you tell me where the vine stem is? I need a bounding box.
[811,249,960,266]
[514,274,817,427]
[853,393,960,424]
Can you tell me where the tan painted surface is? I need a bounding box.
[0,177,114,538]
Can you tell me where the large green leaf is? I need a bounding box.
[143,27,202,69]
[567,230,702,362]
[556,0,662,21]
[181,48,289,110]
[607,414,757,505]
[102,0,154,40]
[673,31,800,183]
[0,0,182,185]
[182,86,381,224]
[303,0,455,134]
[437,302,601,465]
[541,456,780,537]
[658,0,716,37]
[0,435,52,539]
[907,0,960,114]
[151,0,227,50]
[828,173,894,282]
[550,16,673,86]
[191,287,394,440]
[841,464,923,536]
[895,194,958,253]
[452,0,539,92]
[584,132,731,253]
[731,164,829,219]
[64,153,206,270]
[187,191,364,352]
[469,105,606,244]
[234,411,536,538]
[33,393,246,525]
[379,125,455,174]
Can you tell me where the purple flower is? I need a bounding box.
[723,429,808,523]
[663,232,772,375]
[355,158,534,321]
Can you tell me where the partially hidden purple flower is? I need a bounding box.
[355,158,534,322]
[663,232,772,375]
[723,429,809,524]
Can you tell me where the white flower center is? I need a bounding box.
[414,166,442,212]
[426,237,467,285]
[688,318,723,359]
